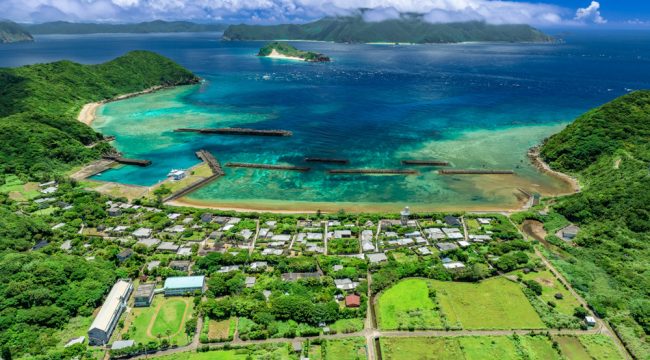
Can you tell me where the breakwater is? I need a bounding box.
[328,169,418,175]
[304,157,350,164]
[175,128,292,136]
[226,162,311,172]
[102,156,152,167]
[438,169,514,175]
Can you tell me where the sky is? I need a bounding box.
[1,0,649,28]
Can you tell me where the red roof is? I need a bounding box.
[345,294,361,308]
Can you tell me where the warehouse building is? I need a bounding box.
[164,276,205,296]
[88,280,133,345]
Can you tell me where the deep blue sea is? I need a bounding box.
[2,30,650,211]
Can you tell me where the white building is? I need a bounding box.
[168,169,187,181]
[88,280,133,345]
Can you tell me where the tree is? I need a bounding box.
[524,280,543,296]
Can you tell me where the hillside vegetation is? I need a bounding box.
[258,42,330,62]
[0,20,33,43]
[224,16,552,44]
[24,20,227,34]
[0,50,199,179]
[539,91,650,358]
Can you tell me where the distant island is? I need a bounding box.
[258,42,330,62]
[224,15,552,44]
[0,20,33,43]
[23,20,227,35]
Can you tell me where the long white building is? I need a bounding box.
[88,279,133,346]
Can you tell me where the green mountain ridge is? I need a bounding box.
[23,20,227,34]
[0,51,199,179]
[0,20,33,43]
[223,16,553,44]
[539,91,650,358]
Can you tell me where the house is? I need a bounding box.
[271,234,292,242]
[41,186,58,194]
[132,228,152,238]
[458,240,471,248]
[136,238,160,248]
[334,278,359,291]
[443,261,466,270]
[52,223,65,230]
[560,225,580,241]
[117,249,133,262]
[146,260,161,272]
[166,225,185,233]
[265,220,277,228]
[306,232,323,240]
[245,277,256,288]
[168,169,187,181]
[108,208,122,217]
[217,265,240,273]
[345,294,361,308]
[477,218,492,225]
[333,264,344,271]
[176,247,192,256]
[436,242,459,252]
[444,215,462,227]
[111,340,135,351]
[366,253,388,264]
[281,272,321,282]
[88,280,133,345]
[39,180,57,188]
[169,260,191,271]
[585,316,597,327]
[164,276,205,296]
[240,229,254,241]
[133,283,156,307]
[262,248,283,256]
[32,240,49,251]
[333,230,352,239]
[200,213,213,223]
[361,230,375,252]
[157,242,180,253]
[60,240,72,251]
[249,261,268,271]
[417,247,432,255]
[168,213,182,220]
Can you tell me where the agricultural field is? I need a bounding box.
[154,343,293,360]
[554,335,625,360]
[322,337,367,360]
[0,175,40,201]
[203,317,236,342]
[124,296,195,346]
[380,335,580,360]
[376,278,442,330]
[432,277,546,329]
[517,269,581,316]
[329,318,364,334]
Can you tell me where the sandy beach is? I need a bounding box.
[528,146,580,193]
[265,49,305,61]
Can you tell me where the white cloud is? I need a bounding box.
[0,0,602,27]
[574,1,606,24]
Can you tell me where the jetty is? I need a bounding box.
[164,150,225,202]
[304,157,349,164]
[226,162,310,172]
[102,155,151,167]
[175,128,293,137]
[328,169,418,175]
[438,169,514,175]
[401,160,450,166]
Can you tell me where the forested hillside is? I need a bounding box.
[0,51,199,179]
[540,91,650,358]
[223,16,552,43]
[24,20,226,34]
[0,20,33,43]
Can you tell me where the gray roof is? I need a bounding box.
[366,253,388,263]
[436,242,459,252]
[89,280,131,334]
[111,340,135,350]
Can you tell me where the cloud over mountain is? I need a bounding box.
[1,0,606,26]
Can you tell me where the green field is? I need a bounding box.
[330,318,364,334]
[126,296,194,346]
[554,335,625,360]
[0,175,40,201]
[518,270,581,316]
[381,335,562,360]
[323,338,366,360]
[376,278,442,330]
[432,277,546,329]
[154,343,292,360]
[555,335,592,360]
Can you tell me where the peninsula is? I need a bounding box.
[258,42,330,62]
[224,15,553,44]
[0,20,33,43]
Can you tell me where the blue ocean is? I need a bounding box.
[2,30,650,211]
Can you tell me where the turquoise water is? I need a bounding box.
[65,32,650,211]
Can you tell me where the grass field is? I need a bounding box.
[432,277,546,329]
[579,335,625,360]
[381,335,562,360]
[308,343,322,360]
[555,335,592,360]
[330,318,364,334]
[376,278,442,330]
[154,343,292,360]
[324,337,366,360]
[518,270,581,316]
[207,318,235,341]
[0,175,40,201]
[126,296,194,346]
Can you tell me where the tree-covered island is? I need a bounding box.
[257,42,330,62]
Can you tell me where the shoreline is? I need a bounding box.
[527,146,580,193]
[77,84,193,126]
[263,49,306,61]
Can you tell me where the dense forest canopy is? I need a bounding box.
[0,50,199,179]
[540,90,650,357]
[223,16,552,44]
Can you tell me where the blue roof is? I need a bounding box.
[164,276,205,289]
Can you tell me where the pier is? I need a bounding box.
[328,169,418,175]
[196,150,225,176]
[401,160,450,166]
[226,162,310,172]
[438,169,514,175]
[175,128,293,137]
[102,156,152,167]
[304,157,350,164]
